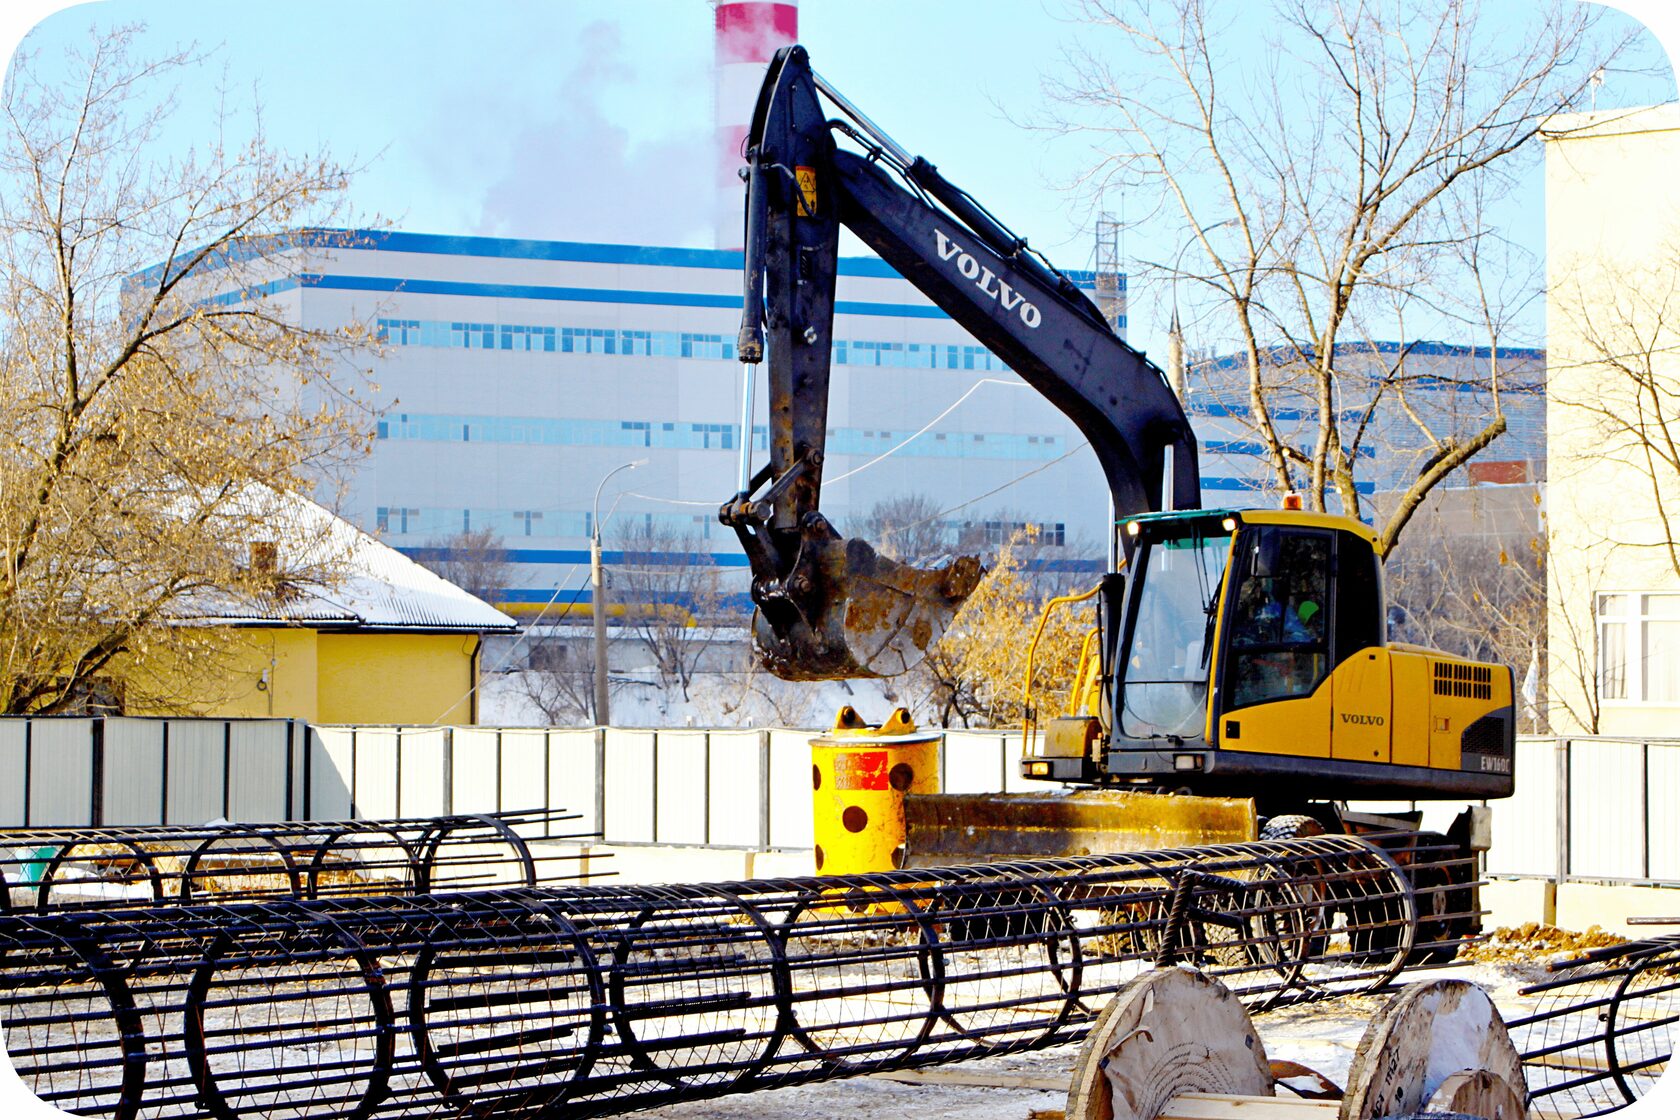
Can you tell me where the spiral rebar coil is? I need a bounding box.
[1512,933,1679,1117]
[1,808,601,913]
[0,834,1459,1120]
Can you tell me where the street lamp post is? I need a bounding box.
[1166,219,1231,399]
[591,458,648,726]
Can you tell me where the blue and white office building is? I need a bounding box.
[254,230,1127,608]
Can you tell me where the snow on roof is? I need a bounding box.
[181,488,517,633]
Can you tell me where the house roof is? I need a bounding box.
[181,489,517,633]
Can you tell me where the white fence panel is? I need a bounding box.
[166,721,227,825]
[226,721,291,822]
[1002,733,1037,793]
[547,730,599,836]
[395,727,448,819]
[27,719,94,826]
[102,719,164,826]
[767,730,814,849]
[0,721,25,825]
[351,729,400,820]
[307,727,354,821]
[707,732,765,847]
[450,728,503,815]
[942,731,1008,794]
[655,732,710,845]
[1486,738,1558,878]
[1649,743,1680,882]
[1569,739,1646,880]
[499,730,549,836]
[604,730,656,843]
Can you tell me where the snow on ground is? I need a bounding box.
[637,960,1561,1120]
[481,668,919,730]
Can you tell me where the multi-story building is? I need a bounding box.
[1184,343,1547,507]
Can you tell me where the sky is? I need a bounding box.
[2,0,1676,364]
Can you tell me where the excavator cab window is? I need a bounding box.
[1116,523,1233,740]
[1224,526,1333,709]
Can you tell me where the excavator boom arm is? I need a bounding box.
[722,46,1199,681]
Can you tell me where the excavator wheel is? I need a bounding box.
[1258,814,1327,842]
[1407,831,1476,965]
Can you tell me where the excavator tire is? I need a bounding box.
[1259,814,1327,841]
[1258,814,1331,962]
[1407,831,1476,966]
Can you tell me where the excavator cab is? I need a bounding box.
[1024,508,1514,807]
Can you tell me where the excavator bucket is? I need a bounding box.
[752,534,983,681]
[901,790,1257,867]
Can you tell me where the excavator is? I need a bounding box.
[719,46,1513,940]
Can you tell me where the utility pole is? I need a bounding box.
[591,459,647,726]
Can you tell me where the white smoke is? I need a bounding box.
[470,20,716,247]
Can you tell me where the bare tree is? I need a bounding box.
[0,27,375,714]
[1048,0,1644,554]
[514,640,597,726]
[1380,491,1548,731]
[611,521,723,702]
[415,528,513,605]
[853,494,953,566]
[917,527,1094,728]
[1550,244,1680,580]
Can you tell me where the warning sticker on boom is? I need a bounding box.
[795,165,818,217]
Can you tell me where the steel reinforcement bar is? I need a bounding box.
[1,808,603,913]
[1510,932,1679,1117]
[0,834,1451,1120]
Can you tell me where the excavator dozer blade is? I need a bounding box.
[901,791,1257,867]
[753,536,983,681]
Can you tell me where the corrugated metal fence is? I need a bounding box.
[2,720,1676,885]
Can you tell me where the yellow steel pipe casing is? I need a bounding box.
[809,706,941,876]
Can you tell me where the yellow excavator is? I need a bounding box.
[720,47,1513,938]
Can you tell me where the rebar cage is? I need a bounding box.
[0,834,1455,1120]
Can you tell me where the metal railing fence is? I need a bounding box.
[3,720,1676,885]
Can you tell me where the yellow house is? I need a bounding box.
[1543,105,1680,736]
[134,494,517,725]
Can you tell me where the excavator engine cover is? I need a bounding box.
[753,533,983,680]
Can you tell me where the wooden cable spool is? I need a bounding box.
[1066,971,1529,1120]
[1342,979,1527,1120]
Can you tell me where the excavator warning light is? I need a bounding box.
[1282,491,1304,511]
[1125,521,1140,537]
[1221,517,1237,532]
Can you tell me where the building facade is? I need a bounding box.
[1183,343,1547,508]
[1543,104,1680,738]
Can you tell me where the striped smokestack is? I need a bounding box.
[715,1,798,250]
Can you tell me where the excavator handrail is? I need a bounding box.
[1019,571,1116,747]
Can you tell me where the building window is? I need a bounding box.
[514,510,544,536]
[450,321,496,349]
[1598,592,1680,703]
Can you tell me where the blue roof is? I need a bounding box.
[133,226,1112,295]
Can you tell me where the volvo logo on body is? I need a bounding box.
[934,229,1042,328]
[1339,713,1386,726]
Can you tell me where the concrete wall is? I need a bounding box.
[1543,105,1680,737]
